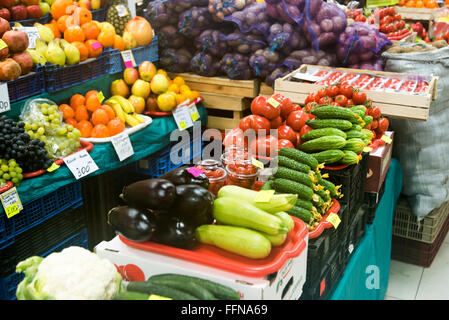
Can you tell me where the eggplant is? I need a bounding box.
[152,215,197,249]
[160,166,210,189]
[107,206,156,242]
[121,179,176,210]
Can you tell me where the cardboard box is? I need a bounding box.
[365,131,394,193]
[95,235,308,300]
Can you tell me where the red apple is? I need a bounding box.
[26,5,41,19]
[11,5,27,21]
[0,0,15,9]
[0,8,11,21]
[0,17,10,38]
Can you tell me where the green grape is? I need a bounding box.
[67,132,75,139]
[48,114,55,120]
[51,118,60,125]
[37,127,45,135]
[9,171,17,178]
[15,167,22,174]
[1,165,8,172]
[67,125,74,132]
[12,177,19,185]
[31,123,38,131]
[0,170,3,176]
[17,173,23,180]
[57,127,67,135]
[73,129,81,138]
[27,130,34,136]
[24,122,31,130]
[3,173,10,180]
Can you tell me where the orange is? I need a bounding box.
[173,76,185,86]
[75,105,89,122]
[85,94,101,112]
[65,118,77,127]
[72,41,89,61]
[167,83,179,94]
[85,90,99,100]
[107,118,125,136]
[59,104,75,120]
[45,23,61,39]
[70,93,86,109]
[91,124,110,138]
[416,0,424,6]
[76,120,93,138]
[57,15,71,33]
[64,25,85,43]
[81,21,100,40]
[74,7,92,25]
[97,30,115,48]
[85,39,103,58]
[91,108,109,126]
[51,0,74,20]
[99,105,115,121]
[113,34,126,51]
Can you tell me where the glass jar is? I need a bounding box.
[225,163,259,190]
[195,164,227,196]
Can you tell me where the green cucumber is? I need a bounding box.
[316,188,331,203]
[114,291,151,300]
[345,130,365,140]
[352,124,363,131]
[272,178,314,201]
[318,178,340,198]
[195,225,272,259]
[274,166,315,188]
[276,156,311,174]
[146,279,216,300]
[306,119,353,131]
[343,138,365,153]
[126,282,199,300]
[350,105,367,114]
[260,181,272,191]
[295,198,314,211]
[299,135,347,153]
[278,148,319,170]
[300,128,347,141]
[287,206,313,223]
[273,211,294,232]
[213,197,288,235]
[311,105,360,123]
[149,274,240,300]
[312,193,325,209]
[311,149,345,164]
[363,115,373,127]
[361,129,374,140]
[340,150,361,165]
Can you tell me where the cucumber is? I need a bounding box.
[260,181,272,191]
[311,149,345,164]
[343,138,365,153]
[318,178,340,198]
[316,188,331,202]
[361,129,375,140]
[195,225,272,259]
[287,206,313,223]
[352,109,366,120]
[339,150,361,165]
[126,281,199,300]
[306,119,353,131]
[273,211,294,232]
[276,155,311,174]
[363,115,373,127]
[299,135,347,153]
[345,130,365,140]
[300,128,347,141]
[274,166,314,188]
[312,193,325,209]
[114,291,151,300]
[149,274,241,300]
[295,198,314,211]
[311,105,359,123]
[352,124,363,131]
[146,278,216,300]
[350,105,367,114]
[213,197,288,235]
[278,148,319,170]
[260,232,287,247]
[272,178,314,201]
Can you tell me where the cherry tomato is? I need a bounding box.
[286,110,308,132]
[352,91,367,104]
[334,95,348,107]
[319,96,333,105]
[369,106,381,120]
[325,85,339,98]
[304,102,318,113]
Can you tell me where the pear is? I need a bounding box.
[34,23,54,43]
[27,49,47,66]
[35,39,48,57]
[45,39,66,66]
[123,31,137,50]
[14,22,24,28]
[59,39,80,65]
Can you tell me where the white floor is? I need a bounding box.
[385,232,449,300]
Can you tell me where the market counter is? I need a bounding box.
[329,158,403,300]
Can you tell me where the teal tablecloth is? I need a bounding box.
[329,158,403,300]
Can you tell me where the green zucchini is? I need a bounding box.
[146,278,216,300]
[213,197,288,235]
[260,232,288,247]
[306,119,353,131]
[311,105,360,123]
[300,128,347,141]
[126,281,199,300]
[114,291,151,300]
[278,148,319,170]
[339,150,361,165]
[287,206,313,223]
[299,135,347,153]
[311,149,345,164]
[274,166,314,188]
[195,225,272,259]
[343,138,365,153]
[345,130,365,140]
[148,274,240,300]
[273,211,294,232]
[272,178,314,201]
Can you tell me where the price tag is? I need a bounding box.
[254,190,275,203]
[97,91,105,104]
[148,295,172,300]
[121,50,136,68]
[267,97,280,108]
[172,103,193,131]
[111,132,134,161]
[0,83,10,114]
[251,158,264,169]
[189,102,200,122]
[0,40,7,51]
[12,27,39,49]
[0,187,23,219]
[187,166,204,178]
[46,162,60,172]
[363,147,373,153]
[326,212,341,229]
[63,149,99,180]
[115,4,129,17]
[381,135,392,144]
[91,41,102,50]
[348,243,354,254]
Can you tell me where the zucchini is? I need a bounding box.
[114,291,151,300]
[300,128,347,141]
[195,225,272,259]
[260,232,288,247]
[295,198,314,211]
[343,138,365,153]
[306,119,353,131]
[311,149,345,164]
[149,274,240,300]
[126,281,199,300]
[273,211,294,233]
[311,105,360,123]
[299,135,347,153]
[274,167,314,188]
[278,148,319,170]
[146,279,216,300]
[272,178,314,201]
[287,206,313,223]
[345,130,365,140]
[213,197,288,235]
[339,150,362,165]
[276,155,311,174]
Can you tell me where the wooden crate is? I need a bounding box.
[259,82,274,96]
[394,6,438,37]
[168,73,260,98]
[274,65,438,121]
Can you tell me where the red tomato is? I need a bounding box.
[369,106,381,120]
[352,91,367,104]
[371,120,378,130]
[249,135,279,158]
[305,93,319,104]
[334,95,348,107]
[355,15,366,22]
[377,118,389,133]
[308,113,315,120]
[291,104,303,112]
[331,102,341,107]
[319,96,333,105]
[270,116,283,129]
[271,93,293,119]
[299,124,313,137]
[239,115,271,135]
[251,95,281,120]
[277,139,295,150]
[277,124,297,144]
[325,85,339,97]
[316,88,327,98]
[339,85,354,99]
[304,102,317,113]
[223,127,248,148]
[295,132,302,148]
[346,98,354,107]
[286,110,308,132]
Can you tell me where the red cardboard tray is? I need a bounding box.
[120,216,308,278]
[0,181,14,194]
[308,199,340,239]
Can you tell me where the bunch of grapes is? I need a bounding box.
[0,159,23,187]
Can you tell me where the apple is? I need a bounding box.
[110,79,130,97]
[10,5,27,21]
[26,5,42,19]
[123,67,139,85]
[146,96,158,112]
[78,0,91,10]
[0,8,10,21]
[38,1,50,15]
[138,61,156,82]
[132,79,151,99]
[0,17,10,38]
[128,95,145,114]
[0,0,15,9]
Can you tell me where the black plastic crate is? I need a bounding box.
[306,230,336,284]
[340,205,367,267]
[364,180,386,224]
[321,152,369,218]
[0,203,86,278]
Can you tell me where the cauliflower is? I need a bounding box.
[15,246,123,300]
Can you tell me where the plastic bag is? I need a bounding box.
[218,31,266,55]
[144,0,179,30]
[220,53,254,80]
[178,6,215,38]
[159,48,193,73]
[195,29,229,57]
[190,52,222,76]
[158,24,187,49]
[223,2,273,37]
[208,0,257,21]
[249,48,284,78]
[265,0,305,25]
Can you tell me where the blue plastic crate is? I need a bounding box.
[109,36,158,74]
[10,13,51,27]
[7,65,45,104]
[0,229,88,300]
[91,5,108,22]
[0,182,83,249]
[44,49,112,93]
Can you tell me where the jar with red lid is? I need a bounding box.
[225,163,259,190]
[195,164,227,196]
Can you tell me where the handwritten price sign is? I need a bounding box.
[111,132,134,161]
[63,149,99,180]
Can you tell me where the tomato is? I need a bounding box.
[270,93,293,119]
[346,98,354,107]
[304,102,317,113]
[299,124,313,137]
[305,93,319,104]
[377,118,389,133]
[325,85,339,98]
[334,95,348,107]
[319,96,333,105]
[249,135,279,158]
[270,116,283,129]
[308,113,315,120]
[355,15,366,22]
[295,132,302,148]
[339,84,353,99]
[291,104,303,113]
[331,102,341,107]
[239,114,271,135]
[352,91,367,104]
[277,139,295,150]
[371,120,378,130]
[365,99,373,108]
[251,95,281,120]
[369,106,381,120]
[286,110,308,131]
[316,88,327,98]
[277,124,297,144]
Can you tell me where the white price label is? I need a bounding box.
[111,132,134,161]
[172,102,194,131]
[115,4,129,17]
[120,50,136,68]
[63,149,99,180]
[0,83,10,113]
[13,27,40,49]
[0,187,23,219]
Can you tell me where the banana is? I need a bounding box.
[124,113,141,127]
[105,99,126,123]
[133,113,145,124]
[113,95,135,113]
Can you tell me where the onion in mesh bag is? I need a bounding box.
[179,6,215,38]
[159,48,193,73]
[220,53,254,80]
[145,0,179,30]
[195,29,228,57]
